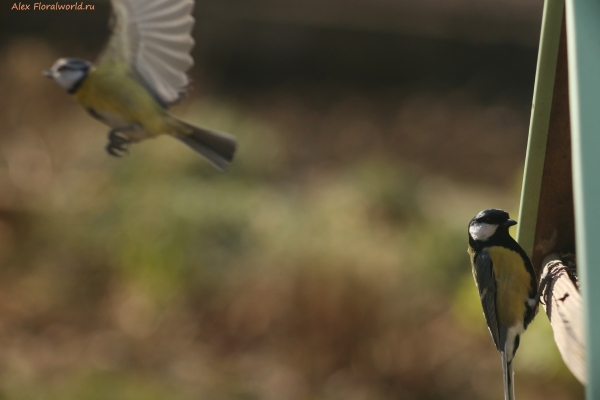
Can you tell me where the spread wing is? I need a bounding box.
[473,250,501,350]
[97,0,195,106]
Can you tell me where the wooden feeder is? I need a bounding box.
[517,0,600,395]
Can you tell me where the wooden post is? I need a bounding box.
[540,254,585,384]
[517,0,564,258]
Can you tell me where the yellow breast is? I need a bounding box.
[485,246,531,327]
[73,66,168,136]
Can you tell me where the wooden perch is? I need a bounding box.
[539,254,586,384]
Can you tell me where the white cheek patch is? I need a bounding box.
[469,222,498,241]
[55,70,84,91]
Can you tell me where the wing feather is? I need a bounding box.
[473,250,501,350]
[97,0,195,106]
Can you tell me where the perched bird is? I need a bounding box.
[467,209,538,400]
[44,0,236,171]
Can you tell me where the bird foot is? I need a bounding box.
[535,260,569,306]
[106,129,131,157]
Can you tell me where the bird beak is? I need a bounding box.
[43,70,53,78]
[504,219,517,227]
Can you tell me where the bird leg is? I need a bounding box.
[106,125,137,157]
[535,260,569,306]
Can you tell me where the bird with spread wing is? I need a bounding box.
[44,0,237,171]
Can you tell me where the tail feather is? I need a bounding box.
[501,351,515,400]
[174,119,237,172]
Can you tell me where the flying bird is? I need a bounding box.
[44,0,236,171]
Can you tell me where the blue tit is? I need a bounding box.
[44,0,236,171]
[467,209,538,400]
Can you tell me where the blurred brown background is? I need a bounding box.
[0,0,584,399]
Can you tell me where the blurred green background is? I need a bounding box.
[0,0,584,399]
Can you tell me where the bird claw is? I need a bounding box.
[536,260,571,306]
[106,129,131,157]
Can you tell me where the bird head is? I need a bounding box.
[44,58,92,93]
[468,208,517,242]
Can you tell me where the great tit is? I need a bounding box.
[468,209,538,400]
[44,0,236,171]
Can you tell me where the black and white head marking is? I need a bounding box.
[469,221,499,241]
[469,209,515,242]
[44,58,92,93]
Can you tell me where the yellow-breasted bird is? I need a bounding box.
[44,0,236,171]
[467,209,538,400]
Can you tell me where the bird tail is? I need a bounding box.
[169,117,237,172]
[501,351,515,400]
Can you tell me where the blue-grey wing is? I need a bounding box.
[473,250,501,350]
